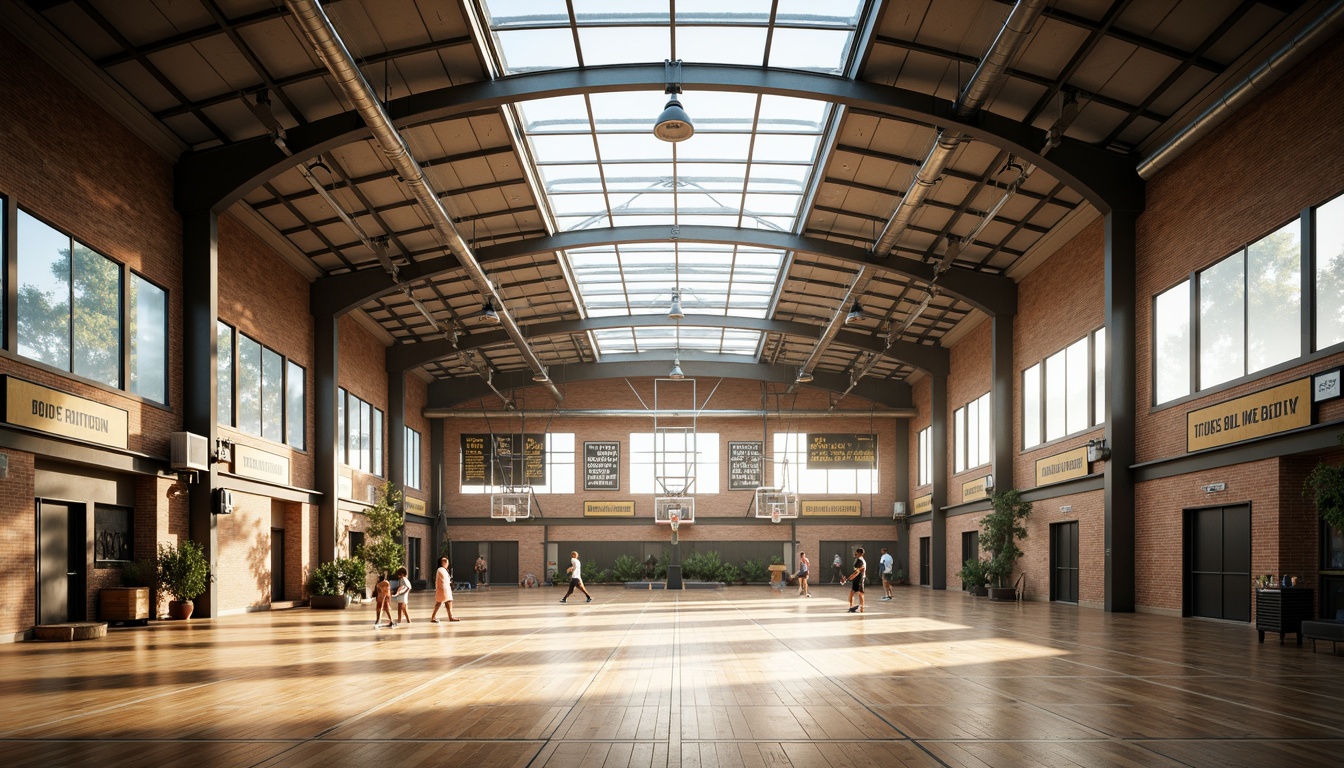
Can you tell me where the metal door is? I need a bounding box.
[1050,521,1079,603]
[39,500,85,624]
[919,537,931,586]
[1187,505,1251,621]
[271,528,285,601]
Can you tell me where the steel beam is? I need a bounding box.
[315,225,1016,318]
[176,64,1143,215]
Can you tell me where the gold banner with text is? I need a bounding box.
[4,376,128,449]
[962,477,990,502]
[801,500,861,517]
[584,500,635,517]
[404,497,427,517]
[912,494,933,515]
[1186,378,1311,452]
[1035,446,1089,487]
[232,444,290,485]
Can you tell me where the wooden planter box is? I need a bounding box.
[310,594,353,609]
[100,587,150,625]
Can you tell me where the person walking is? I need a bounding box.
[831,553,844,583]
[390,567,412,626]
[796,551,811,597]
[474,555,488,587]
[560,550,592,604]
[879,547,895,601]
[373,572,392,628]
[429,557,460,623]
[841,548,867,613]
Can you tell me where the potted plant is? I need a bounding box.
[337,556,368,602]
[1304,434,1344,533]
[958,557,990,596]
[307,560,351,609]
[356,482,406,589]
[157,540,211,620]
[979,489,1032,601]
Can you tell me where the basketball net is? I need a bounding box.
[669,512,680,531]
[771,508,781,524]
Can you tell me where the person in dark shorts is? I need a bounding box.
[560,550,592,604]
[841,547,867,613]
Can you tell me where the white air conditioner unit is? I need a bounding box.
[170,432,210,472]
[367,485,381,504]
[893,501,908,519]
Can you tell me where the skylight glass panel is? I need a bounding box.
[495,29,578,71]
[589,93,656,130]
[676,0,772,21]
[572,0,668,23]
[768,28,853,73]
[578,27,670,66]
[776,0,864,25]
[529,134,597,162]
[537,164,604,193]
[517,96,590,133]
[677,27,767,65]
[758,96,832,132]
[482,0,569,26]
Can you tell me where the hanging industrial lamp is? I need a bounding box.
[668,290,685,319]
[668,352,685,379]
[654,60,694,142]
[844,300,864,325]
[480,298,500,324]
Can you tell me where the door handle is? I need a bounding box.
[66,572,77,576]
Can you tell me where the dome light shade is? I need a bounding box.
[668,291,685,319]
[844,300,863,325]
[669,353,685,379]
[796,369,814,383]
[480,298,500,324]
[654,96,694,142]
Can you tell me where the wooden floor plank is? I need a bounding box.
[2,587,1342,766]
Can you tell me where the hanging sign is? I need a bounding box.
[1186,377,1311,452]
[728,441,764,490]
[461,433,547,485]
[806,433,877,469]
[1314,368,1341,403]
[1035,446,1089,487]
[584,441,621,491]
[584,500,635,517]
[4,376,128,449]
[404,497,427,517]
[232,444,290,485]
[801,500,861,516]
[913,494,933,515]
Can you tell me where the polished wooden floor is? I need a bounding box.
[3,586,1342,767]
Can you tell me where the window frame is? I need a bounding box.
[953,393,990,474]
[1022,327,1106,450]
[916,426,931,488]
[216,322,306,450]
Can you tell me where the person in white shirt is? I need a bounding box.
[560,550,592,604]
[879,548,895,601]
[429,557,460,623]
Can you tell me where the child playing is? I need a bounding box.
[391,567,412,627]
[373,573,392,628]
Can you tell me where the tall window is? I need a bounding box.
[917,427,932,487]
[405,427,422,489]
[339,389,384,475]
[1317,193,1344,348]
[1023,328,1106,449]
[1155,217,1304,404]
[773,432,877,494]
[631,432,719,494]
[16,209,168,401]
[459,433,575,494]
[954,393,990,473]
[217,323,305,449]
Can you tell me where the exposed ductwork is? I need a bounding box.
[788,268,865,391]
[1139,0,1344,179]
[871,0,1046,258]
[283,0,562,402]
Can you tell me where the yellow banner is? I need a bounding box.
[5,377,128,449]
[912,494,933,515]
[584,500,635,517]
[404,497,427,516]
[801,500,861,516]
[1186,378,1312,452]
[232,444,290,485]
[1036,446,1089,487]
[962,477,990,502]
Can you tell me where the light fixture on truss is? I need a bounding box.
[754,488,798,524]
[490,487,533,523]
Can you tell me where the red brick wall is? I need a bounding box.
[907,520,931,585]
[909,375,932,498]
[404,373,431,506]
[947,320,991,504]
[0,450,36,638]
[339,315,390,502]
[215,490,275,613]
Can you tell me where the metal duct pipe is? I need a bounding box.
[284,0,562,402]
[425,408,915,419]
[871,0,1046,257]
[789,267,864,390]
[1139,0,1344,179]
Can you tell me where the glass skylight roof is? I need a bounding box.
[472,0,871,357]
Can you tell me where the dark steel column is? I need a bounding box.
[991,314,1015,492]
[387,368,406,492]
[1104,210,1138,612]
[930,373,949,590]
[182,209,219,617]
[893,416,911,578]
[314,312,339,564]
[430,413,445,519]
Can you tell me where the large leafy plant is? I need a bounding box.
[157,540,211,602]
[356,482,406,580]
[979,489,1032,589]
[1304,435,1344,532]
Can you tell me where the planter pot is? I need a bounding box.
[972,586,989,597]
[168,600,194,620]
[988,587,1017,601]
[101,587,150,624]
[310,594,353,610]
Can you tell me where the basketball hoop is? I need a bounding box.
[505,515,516,523]
[669,512,680,531]
[770,508,781,524]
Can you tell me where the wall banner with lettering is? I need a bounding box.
[962,476,990,502]
[801,500,862,516]
[4,376,129,449]
[1035,446,1089,487]
[806,433,877,469]
[584,441,620,491]
[461,433,547,485]
[728,441,764,490]
[912,494,933,515]
[1186,378,1311,452]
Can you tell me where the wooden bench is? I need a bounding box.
[1301,620,1344,654]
